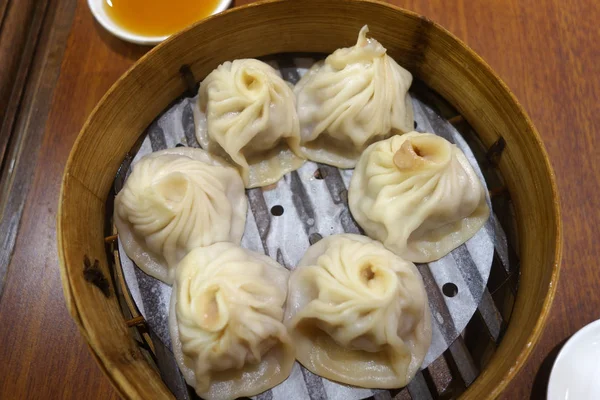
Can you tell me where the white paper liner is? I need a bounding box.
[116,56,505,400]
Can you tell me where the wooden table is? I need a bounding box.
[0,0,597,398]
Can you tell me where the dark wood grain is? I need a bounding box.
[0,0,50,288]
[0,0,40,165]
[0,0,141,398]
[0,0,597,399]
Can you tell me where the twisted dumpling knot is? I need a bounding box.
[313,243,399,304]
[309,244,403,353]
[178,273,287,380]
[328,25,387,68]
[392,135,452,171]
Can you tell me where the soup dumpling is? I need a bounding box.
[114,148,247,284]
[196,58,304,188]
[349,132,490,262]
[285,234,431,388]
[169,243,295,400]
[294,25,414,168]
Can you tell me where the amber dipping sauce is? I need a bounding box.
[104,0,222,37]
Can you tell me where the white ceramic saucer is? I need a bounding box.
[548,319,600,400]
[87,0,232,45]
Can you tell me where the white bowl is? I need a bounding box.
[548,319,600,400]
[87,0,232,45]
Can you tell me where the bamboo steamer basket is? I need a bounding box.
[57,0,562,398]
